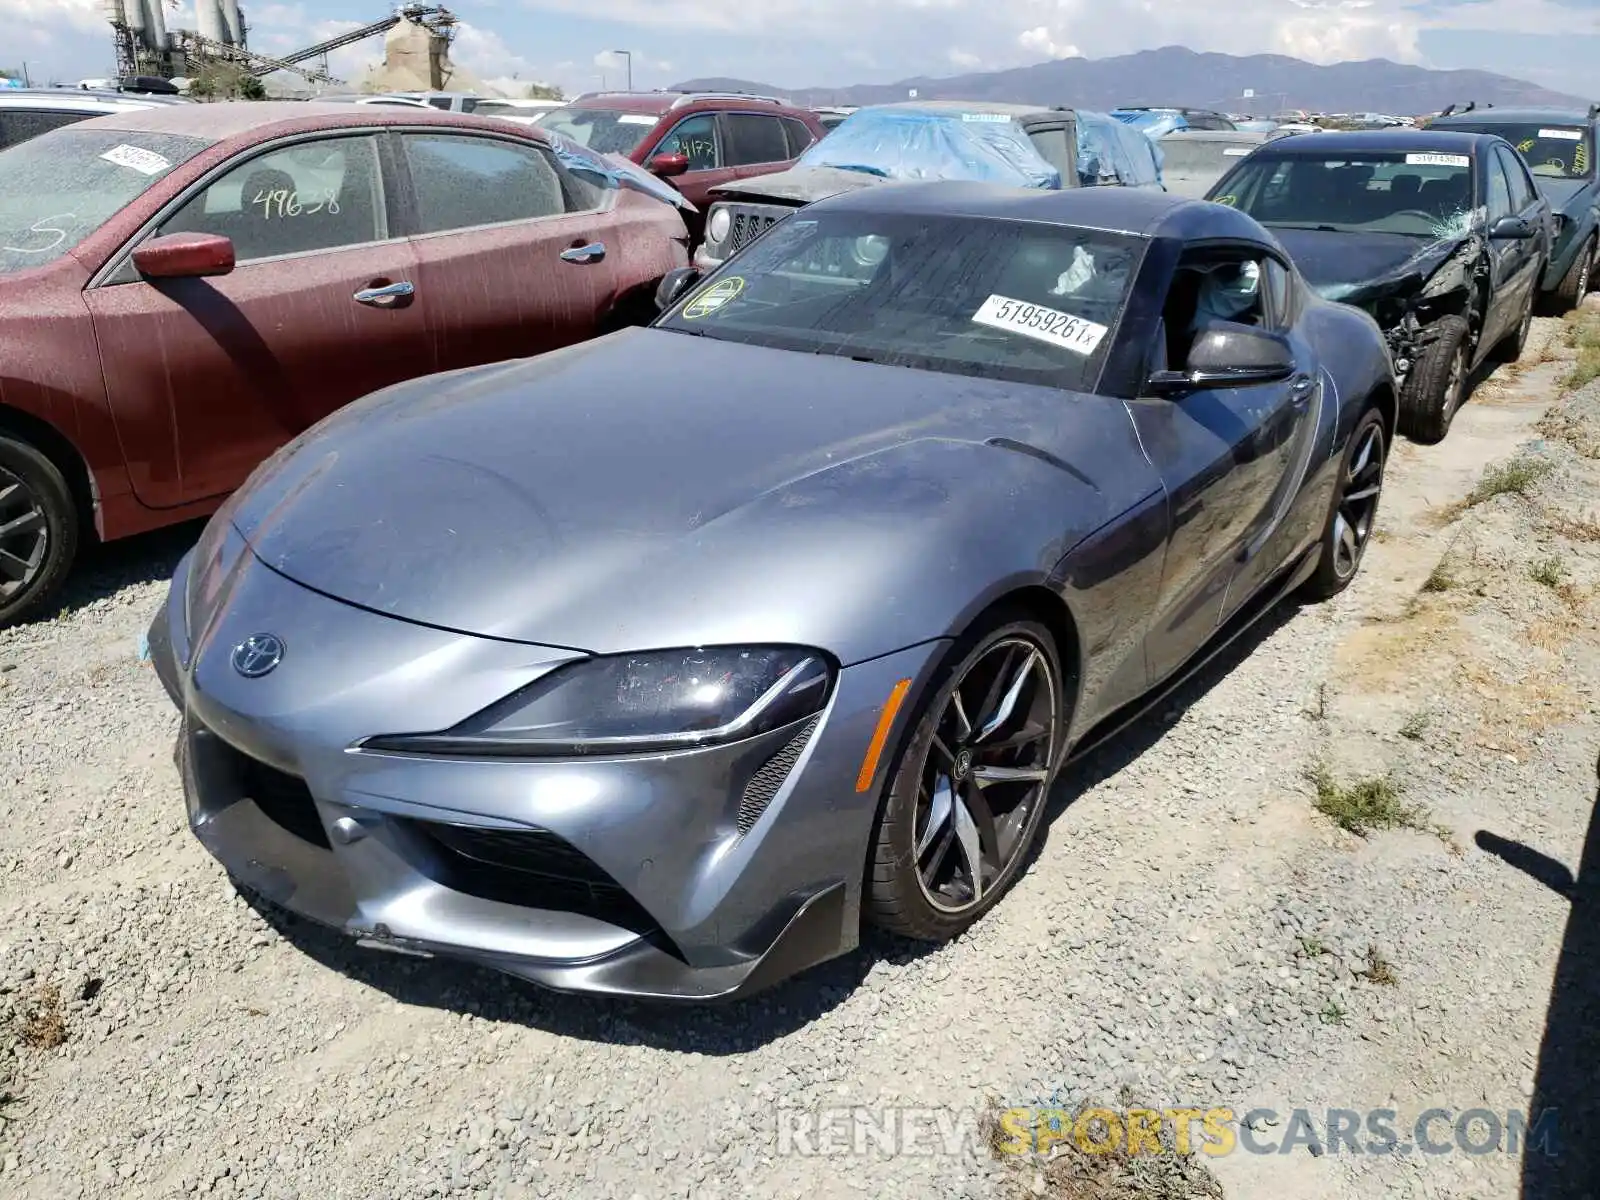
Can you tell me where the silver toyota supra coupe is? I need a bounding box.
[148,183,1397,1001]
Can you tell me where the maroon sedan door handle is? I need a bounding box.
[560,242,607,265]
[353,280,415,306]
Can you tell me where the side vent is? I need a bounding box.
[736,717,820,836]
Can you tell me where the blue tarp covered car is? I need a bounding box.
[694,100,1164,268]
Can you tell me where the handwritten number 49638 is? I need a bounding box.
[252,188,340,218]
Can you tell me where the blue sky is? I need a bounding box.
[8,0,1597,100]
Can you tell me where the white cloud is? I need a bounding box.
[4,0,1596,97]
[1017,26,1080,60]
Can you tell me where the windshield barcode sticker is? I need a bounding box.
[617,114,658,125]
[100,144,171,175]
[1405,152,1469,167]
[970,295,1109,356]
[1539,128,1583,140]
[961,113,1011,122]
[1223,147,1251,156]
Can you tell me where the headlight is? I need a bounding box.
[707,205,732,245]
[364,646,834,757]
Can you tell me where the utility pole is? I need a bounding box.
[612,49,633,91]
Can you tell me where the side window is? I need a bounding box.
[156,135,386,264]
[781,117,816,158]
[403,134,566,232]
[0,109,94,150]
[723,113,791,166]
[1498,146,1537,210]
[1025,126,1074,184]
[1157,252,1268,373]
[652,114,719,171]
[425,97,452,111]
[459,98,479,114]
[1485,153,1513,220]
[1262,258,1293,328]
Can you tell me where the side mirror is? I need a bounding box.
[647,152,690,178]
[133,232,236,279]
[1489,215,1536,240]
[1148,322,1296,393]
[654,266,701,312]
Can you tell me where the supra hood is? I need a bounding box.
[1271,226,1471,307]
[224,329,1146,661]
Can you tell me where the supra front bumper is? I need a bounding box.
[149,542,943,1000]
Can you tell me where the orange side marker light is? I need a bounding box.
[854,678,913,793]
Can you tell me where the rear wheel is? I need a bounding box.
[866,615,1065,942]
[1398,314,1470,445]
[0,435,78,629]
[1494,281,1538,364]
[1553,237,1595,312]
[1299,407,1387,602]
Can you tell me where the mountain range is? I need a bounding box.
[671,45,1591,116]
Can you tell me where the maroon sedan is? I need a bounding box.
[0,102,690,626]
[536,91,827,239]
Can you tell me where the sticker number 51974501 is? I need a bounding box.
[970,294,1110,355]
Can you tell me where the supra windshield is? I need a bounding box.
[0,128,207,275]
[1447,123,1591,178]
[1162,140,1257,176]
[536,106,660,155]
[656,212,1142,393]
[1212,153,1477,237]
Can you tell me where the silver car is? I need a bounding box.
[148,183,1395,1002]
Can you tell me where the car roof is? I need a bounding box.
[880,99,1056,119]
[66,100,542,144]
[0,92,168,113]
[1162,129,1278,143]
[1431,106,1594,126]
[808,179,1272,243]
[1253,128,1497,156]
[559,91,806,116]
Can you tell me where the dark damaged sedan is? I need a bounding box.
[1208,130,1551,443]
[149,184,1396,1001]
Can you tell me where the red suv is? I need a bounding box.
[0,102,691,626]
[536,92,828,239]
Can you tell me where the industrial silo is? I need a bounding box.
[112,0,146,37]
[195,0,227,44]
[142,0,168,49]
[221,0,245,47]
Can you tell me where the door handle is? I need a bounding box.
[560,241,606,264]
[353,281,414,306]
[1288,373,1317,409]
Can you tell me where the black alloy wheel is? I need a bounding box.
[0,436,79,629]
[867,617,1064,940]
[1301,407,1387,601]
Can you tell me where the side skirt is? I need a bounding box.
[1064,543,1319,767]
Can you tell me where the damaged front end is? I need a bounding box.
[1299,219,1486,385]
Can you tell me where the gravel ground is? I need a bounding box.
[2,313,1597,1200]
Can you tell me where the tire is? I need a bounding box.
[1398,314,1470,445]
[1299,407,1387,602]
[1553,237,1595,312]
[0,435,79,629]
[865,613,1066,942]
[1493,281,1538,364]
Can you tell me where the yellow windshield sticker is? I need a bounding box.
[1211,194,1238,207]
[682,276,744,319]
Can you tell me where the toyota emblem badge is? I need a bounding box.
[231,633,285,679]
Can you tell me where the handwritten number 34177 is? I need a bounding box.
[252,188,340,218]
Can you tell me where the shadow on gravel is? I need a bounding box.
[1043,597,1303,821]
[1474,757,1600,1200]
[244,892,937,1051]
[22,520,204,625]
[243,596,1304,1050]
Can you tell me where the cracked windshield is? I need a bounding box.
[1214,152,1477,237]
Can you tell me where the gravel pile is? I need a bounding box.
[2,317,1596,1200]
